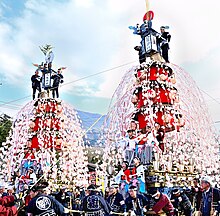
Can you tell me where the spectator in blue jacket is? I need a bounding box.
[200,176,220,216]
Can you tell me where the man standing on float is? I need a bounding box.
[31,70,41,100]
[159,26,171,62]
[51,68,64,98]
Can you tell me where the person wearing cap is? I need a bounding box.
[125,129,136,165]
[130,121,137,131]
[170,188,193,216]
[125,185,148,216]
[158,26,171,63]
[82,184,110,216]
[72,186,85,215]
[107,183,126,215]
[131,157,145,193]
[127,129,136,140]
[135,129,147,163]
[136,126,156,165]
[145,125,159,164]
[31,70,42,100]
[134,45,146,64]
[191,177,203,212]
[26,183,67,216]
[154,123,165,152]
[78,185,86,201]
[51,68,64,98]
[114,161,131,197]
[115,161,131,184]
[148,188,174,216]
[135,128,146,145]
[200,176,220,216]
[55,186,72,214]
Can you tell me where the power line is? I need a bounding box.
[0,101,22,107]
[201,89,220,105]
[0,104,20,110]
[0,95,31,107]
[1,94,220,113]
[62,60,137,87]
[0,60,137,108]
[204,98,220,103]
[0,101,23,110]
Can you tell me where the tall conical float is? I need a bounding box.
[0,46,88,191]
[101,10,219,189]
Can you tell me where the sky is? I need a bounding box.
[0,0,219,130]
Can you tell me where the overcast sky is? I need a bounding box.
[0,0,219,129]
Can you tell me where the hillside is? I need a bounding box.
[77,110,106,146]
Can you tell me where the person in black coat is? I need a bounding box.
[31,70,41,100]
[159,26,171,63]
[27,184,66,216]
[51,68,64,98]
[55,186,72,208]
[55,186,72,216]
[134,46,146,64]
[171,188,193,216]
[191,178,203,211]
[125,185,149,216]
[82,184,110,216]
[107,183,126,215]
[200,176,220,216]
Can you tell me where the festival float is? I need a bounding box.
[0,45,88,192]
[101,6,220,192]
